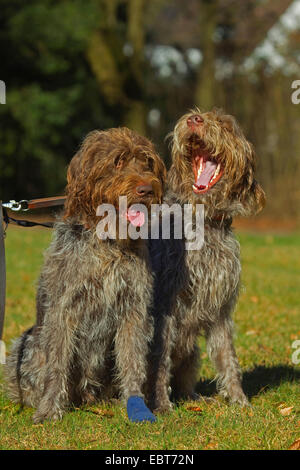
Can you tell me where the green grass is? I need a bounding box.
[0,227,299,450]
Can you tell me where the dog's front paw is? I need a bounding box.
[127,396,157,423]
[229,391,250,407]
[190,392,217,404]
[33,405,64,424]
[220,382,250,407]
[154,400,174,415]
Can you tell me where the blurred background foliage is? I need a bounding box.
[0,0,299,218]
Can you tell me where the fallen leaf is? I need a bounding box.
[258,344,273,353]
[85,408,114,417]
[186,406,203,413]
[289,438,300,450]
[204,441,218,450]
[279,406,294,416]
[250,296,258,303]
[277,402,286,408]
[246,329,257,336]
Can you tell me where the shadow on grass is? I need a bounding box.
[242,365,300,399]
[194,365,300,400]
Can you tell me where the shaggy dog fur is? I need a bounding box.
[5,127,166,423]
[148,108,266,413]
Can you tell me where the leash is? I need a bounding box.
[3,196,66,212]
[0,196,66,364]
[3,197,66,229]
[0,202,6,364]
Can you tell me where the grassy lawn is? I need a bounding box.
[0,226,299,450]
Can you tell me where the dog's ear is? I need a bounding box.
[64,131,105,221]
[64,150,83,219]
[241,179,266,216]
[67,151,81,184]
[155,156,167,186]
[114,154,125,169]
[252,180,266,215]
[237,144,266,216]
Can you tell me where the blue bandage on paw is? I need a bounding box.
[127,396,157,423]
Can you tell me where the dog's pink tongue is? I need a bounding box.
[196,160,217,188]
[126,208,145,227]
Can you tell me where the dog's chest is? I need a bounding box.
[184,229,241,311]
[97,248,153,312]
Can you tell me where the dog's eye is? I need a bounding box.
[147,158,154,171]
[219,119,233,132]
[223,122,233,132]
[114,156,124,169]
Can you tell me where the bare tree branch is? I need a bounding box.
[148,0,294,61]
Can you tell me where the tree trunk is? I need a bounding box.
[195,1,218,110]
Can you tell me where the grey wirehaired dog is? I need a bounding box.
[148,108,266,413]
[5,127,166,423]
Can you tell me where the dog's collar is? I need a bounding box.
[206,214,233,228]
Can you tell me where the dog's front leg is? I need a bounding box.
[32,303,79,423]
[115,311,152,400]
[146,314,175,414]
[205,315,249,406]
[114,312,156,422]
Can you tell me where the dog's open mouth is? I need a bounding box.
[189,136,223,194]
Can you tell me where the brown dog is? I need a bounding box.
[5,127,166,423]
[148,108,265,413]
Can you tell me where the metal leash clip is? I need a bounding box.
[2,200,29,212]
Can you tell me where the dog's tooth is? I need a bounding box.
[210,163,221,182]
[197,159,203,178]
[215,163,220,176]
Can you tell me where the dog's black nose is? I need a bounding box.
[187,114,204,127]
[136,184,154,196]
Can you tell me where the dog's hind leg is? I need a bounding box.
[170,342,200,402]
[205,309,249,406]
[32,300,82,423]
[4,327,46,408]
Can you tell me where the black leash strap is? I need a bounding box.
[0,202,6,364]
[4,211,54,229]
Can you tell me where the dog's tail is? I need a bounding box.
[4,326,34,408]
[16,327,34,410]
